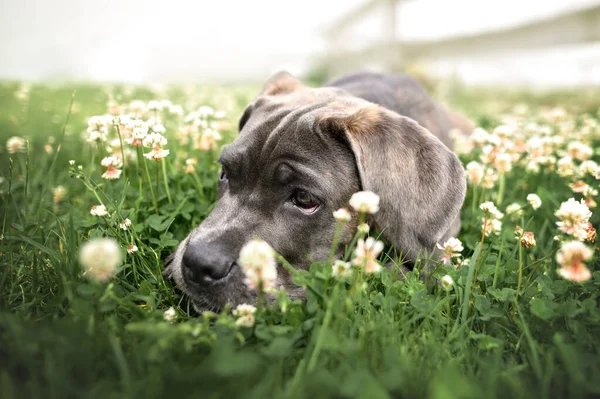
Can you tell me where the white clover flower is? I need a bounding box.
[482,168,498,189]
[233,304,257,328]
[119,218,132,230]
[90,205,108,217]
[482,218,502,236]
[527,194,542,210]
[127,244,138,254]
[480,201,504,219]
[465,161,484,185]
[555,198,592,241]
[163,306,177,322]
[567,141,593,161]
[238,239,278,291]
[506,203,523,219]
[6,136,27,154]
[557,156,575,177]
[143,132,170,161]
[147,100,163,112]
[357,223,370,234]
[556,241,593,282]
[353,237,384,274]
[493,152,513,173]
[79,238,122,282]
[69,160,76,166]
[151,123,166,134]
[52,185,67,204]
[129,100,146,116]
[436,237,463,265]
[349,191,380,214]
[471,127,490,146]
[332,260,352,278]
[169,104,184,116]
[579,160,599,177]
[100,156,123,180]
[197,105,215,118]
[333,208,351,223]
[441,275,454,291]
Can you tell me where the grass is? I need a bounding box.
[0,80,599,399]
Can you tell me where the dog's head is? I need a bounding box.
[165,72,466,311]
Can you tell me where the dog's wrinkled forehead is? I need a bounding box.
[220,85,375,178]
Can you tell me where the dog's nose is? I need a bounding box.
[182,243,234,284]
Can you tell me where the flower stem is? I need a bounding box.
[307,284,338,373]
[492,234,505,289]
[497,172,505,205]
[472,216,488,292]
[115,124,127,182]
[161,159,172,204]
[516,241,524,297]
[328,222,343,265]
[142,156,159,214]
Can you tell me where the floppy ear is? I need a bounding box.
[260,71,304,96]
[321,105,466,263]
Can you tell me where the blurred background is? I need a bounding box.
[1,0,600,87]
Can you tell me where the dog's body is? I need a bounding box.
[165,71,468,312]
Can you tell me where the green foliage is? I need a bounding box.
[1,82,599,398]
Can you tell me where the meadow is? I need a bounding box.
[0,80,599,399]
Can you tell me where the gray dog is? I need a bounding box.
[165,71,468,312]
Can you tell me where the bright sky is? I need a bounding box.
[0,0,599,84]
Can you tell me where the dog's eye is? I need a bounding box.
[219,170,228,182]
[291,189,320,213]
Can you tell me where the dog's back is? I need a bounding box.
[326,72,457,148]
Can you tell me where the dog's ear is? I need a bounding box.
[321,105,466,262]
[260,71,304,96]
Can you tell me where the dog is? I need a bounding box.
[164,71,468,312]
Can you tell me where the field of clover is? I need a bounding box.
[0,81,599,399]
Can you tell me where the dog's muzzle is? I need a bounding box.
[181,241,236,286]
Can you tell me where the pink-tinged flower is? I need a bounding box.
[353,237,384,274]
[465,161,484,184]
[6,136,26,154]
[556,241,593,282]
[521,231,536,248]
[569,180,590,194]
[143,133,170,161]
[238,239,278,291]
[526,194,542,210]
[101,156,123,180]
[493,152,512,173]
[482,218,502,236]
[185,158,197,174]
[79,238,122,282]
[436,237,464,265]
[126,120,148,147]
[349,191,380,214]
[233,304,257,328]
[332,260,352,278]
[555,198,592,241]
[86,116,109,142]
[557,156,575,177]
[333,208,351,223]
[584,223,596,243]
[90,205,108,217]
[481,168,498,189]
[127,244,138,254]
[567,141,593,161]
[119,218,132,230]
[194,128,221,151]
